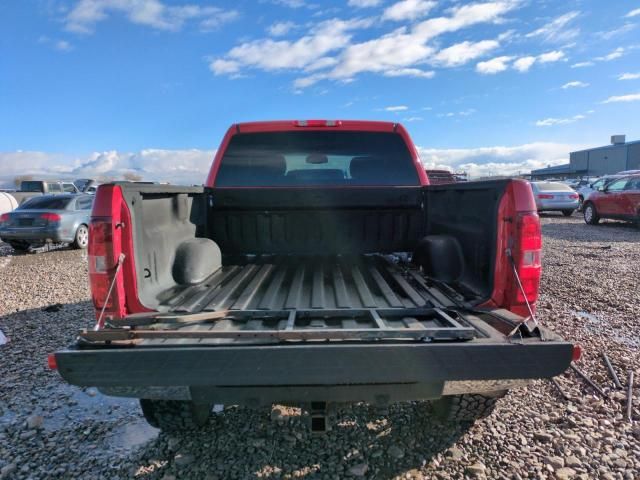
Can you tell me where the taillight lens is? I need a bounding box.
[569,193,579,199]
[88,217,123,325]
[511,212,542,317]
[537,194,553,199]
[0,213,9,223]
[40,212,61,222]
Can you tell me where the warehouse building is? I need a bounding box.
[531,135,640,180]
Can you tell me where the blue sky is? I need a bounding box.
[1,0,640,183]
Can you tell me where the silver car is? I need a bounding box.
[0,194,93,251]
[530,181,580,216]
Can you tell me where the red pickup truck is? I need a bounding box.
[52,120,577,432]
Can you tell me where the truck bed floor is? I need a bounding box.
[158,254,448,314]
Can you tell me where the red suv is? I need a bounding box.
[583,175,640,226]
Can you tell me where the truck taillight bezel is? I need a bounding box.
[510,211,542,317]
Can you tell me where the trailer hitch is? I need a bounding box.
[303,402,337,434]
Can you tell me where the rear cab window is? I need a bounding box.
[19,197,72,210]
[215,131,420,187]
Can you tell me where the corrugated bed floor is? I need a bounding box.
[160,255,440,313]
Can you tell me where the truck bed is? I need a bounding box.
[157,254,453,314]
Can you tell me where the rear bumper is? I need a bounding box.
[55,337,573,403]
[536,200,579,211]
[0,227,68,243]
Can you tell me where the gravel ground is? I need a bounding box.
[0,214,639,480]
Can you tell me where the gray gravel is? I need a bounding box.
[0,213,638,479]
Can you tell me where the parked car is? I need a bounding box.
[0,194,93,251]
[530,181,579,216]
[11,180,80,206]
[576,175,624,211]
[583,175,640,227]
[565,177,598,191]
[51,120,576,434]
[425,169,457,185]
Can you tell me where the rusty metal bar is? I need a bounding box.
[626,370,634,423]
[79,325,472,342]
[570,364,608,398]
[549,377,570,401]
[602,352,623,390]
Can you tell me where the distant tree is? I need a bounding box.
[14,175,34,187]
[122,172,143,182]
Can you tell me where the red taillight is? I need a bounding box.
[510,212,542,317]
[88,217,117,314]
[47,353,58,370]
[537,194,554,199]
[40,212,61,222]
[569,193,579,199]
[572,345,582,362]
[0,213,9,223]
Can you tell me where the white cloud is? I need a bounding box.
[596,47,624,61]
[619,72,640,80]
[211,18,371,75]
[66,0,238,34]
[626,8,640,18]
[525,11,580,43]
[537,50,565,63]
[571,61,594,68]
[437,109,476,117]
[214,1,519,87]
[417,142,584,178]
[272,0,307,7]
[383,0,437,22]
[348,0,382,6]
[535,114,585,127]
[384,105,409,111]
[476,55,513,74]
[39,36,74,52]
[597,23,636,40]
[475,50,565,75]
[55,40,73,51]
[0,149,214,187]
[2,141,586,185]
[431,40,499,67]
[382,68,435,78]
[513,56,536,72]
[267,21,296,36]
[561,80,589,89]
[602,93,640,103]
[403,116,423,122]
[570,47,627,69]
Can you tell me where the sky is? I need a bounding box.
[1,0,640,184]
